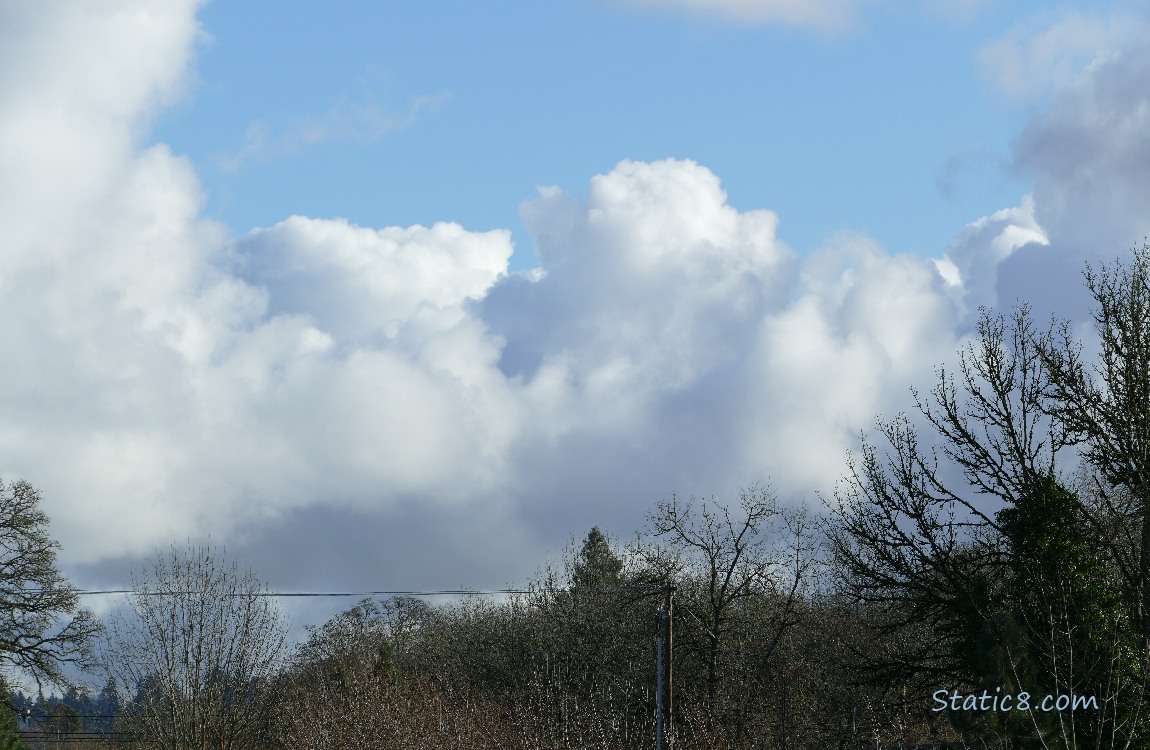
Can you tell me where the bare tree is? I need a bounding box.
[826,304,1148,747]
[646,485,814,722]
[1039,243,1150,652]
[824,306,1071,689]
[0,479,98,692]
[102,544,286,750]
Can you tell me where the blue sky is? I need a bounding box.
[3,0,1150,640]
[156,1,1041,269]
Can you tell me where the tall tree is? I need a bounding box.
[985,473,1141,747]
[827,304,1145,747]
[1039,243,1150,653]
[825,307,1067,688]
[647,485,812,722]
[0,479,98,691]
[102,544,287,750]
[0,677,28,750]
[553,527,649,739]
[572,527,623,591]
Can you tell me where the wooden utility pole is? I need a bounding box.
[665,584,674,747]
[656,634,665,750]
[656,584,676,750]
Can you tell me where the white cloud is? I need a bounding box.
[7,0,1149,608]
[491,159,796,424]
[979,10,1150,105]
[6,8,983,580]
[733,233,962,493]
[0,1,517,567]
[933,196,1048,317]
[218,90,450,173]
[0,1,206,262]
[0,0,1026,587]
[236,216,510,346]
[613,0,991,30]
[613,0,861,32]
[485,162,968,504]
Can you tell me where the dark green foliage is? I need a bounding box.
[573,527,623,591]
[0,712,27,750]
[40,700,81,736]
[827,295,1150,748]
[92,677,123,733]
[0,679,27,750]
[993,475,1144,746]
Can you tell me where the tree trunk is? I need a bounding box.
[707,631,719,719]
[1141,483,1150,660]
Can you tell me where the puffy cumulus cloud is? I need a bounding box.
[735,233,962,494]
[191,315,522,513]
[12,0,1133,605]
[917,18,1150,337]
[483,160,969,508]
[219,217,521,515]
[933,196,1048,318]
[0,1,205,256]
[236,216,511,346]
[0,0,220,556]
[979,10,1150,105]
[0,0,1001,592]
[16,183,522,558]
[485,159,795,438]
[0,0,524,570]
[613,0,860,32]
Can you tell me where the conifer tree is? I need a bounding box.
[573,526,623,590]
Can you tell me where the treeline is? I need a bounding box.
[42,504,895,750]
[268,494,846,750]
[7,246,1150,749]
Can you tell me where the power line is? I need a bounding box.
[18,584,670,598]
[74,588,535,597]
[18,588,534,598]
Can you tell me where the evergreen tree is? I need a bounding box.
[0,679,29,750]
[94,675,123,733]
[41,700,81,738]
[0,711,27,750]
[573,526,624,591]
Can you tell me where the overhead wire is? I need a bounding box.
[21,584,671,598]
